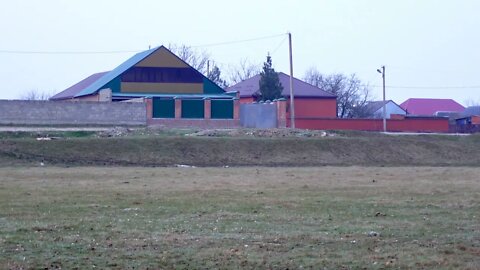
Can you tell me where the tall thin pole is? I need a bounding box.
[382,65,386,132]
[288,32,295,129]
[207,60,210,77]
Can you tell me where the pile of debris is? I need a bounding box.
[96,127,133,137]
[186,128,335,138]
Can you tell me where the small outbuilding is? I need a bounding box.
[365,100,406,119]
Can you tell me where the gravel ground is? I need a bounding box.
[0,126,113,132]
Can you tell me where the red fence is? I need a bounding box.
[288,117,449,133]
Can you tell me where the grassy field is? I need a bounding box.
[1,166,479,269]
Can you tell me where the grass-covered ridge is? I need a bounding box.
[0,129,479,167]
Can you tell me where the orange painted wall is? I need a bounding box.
[240,97,337,118]
[240,97,255,103]
[288,98,337,118]
[136,47,189,68]
[471,116,480,125]
[289,118,449,133]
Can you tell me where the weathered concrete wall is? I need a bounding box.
[0,100,146,126]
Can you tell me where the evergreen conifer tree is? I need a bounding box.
[258,55,283,101]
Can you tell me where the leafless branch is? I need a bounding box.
[226,58,261,85]
[19,89,53,100]
[304,67,375,118]
[167,44,210,75]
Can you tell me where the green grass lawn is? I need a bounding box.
[1,166,479,269]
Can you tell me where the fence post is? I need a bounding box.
[144,97,153,125]
[174,97,182,119]
[276,98,287,128]
[233,98,240,121]
[204,98,211,120]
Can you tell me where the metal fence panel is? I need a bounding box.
[211,100,234,119]
[153,98,175,118]
[182,99,204,119]
[240,103,277,128]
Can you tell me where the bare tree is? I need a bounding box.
[464,98,480,107]
[167,44,210,75]
[304,67,374,118]
[226,58,261,85]
[207,65,228,88]
[19,89,53,100]
[304,67,324,88]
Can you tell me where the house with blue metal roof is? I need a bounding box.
[51,46,234,101]
[50,46,240,127]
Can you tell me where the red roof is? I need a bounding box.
[50,72,109,100]
[400,98,465,116]
[226,72,336,99]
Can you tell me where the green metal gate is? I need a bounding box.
[181,99,204,119]
[152,98,175,118]
[211,99,234,119]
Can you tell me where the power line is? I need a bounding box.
[270,36,288,56]
[0,49,141,55]
[370,85,480,89]
[0,33,287,55]
[191,33,286,48]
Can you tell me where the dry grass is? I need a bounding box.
[1,166,479,269]
[1,132,480,167]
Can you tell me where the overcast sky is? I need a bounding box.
[1,0,479,105]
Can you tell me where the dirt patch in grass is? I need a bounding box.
[0,166,479,269]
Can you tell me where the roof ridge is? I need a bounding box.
[74,46,162,98]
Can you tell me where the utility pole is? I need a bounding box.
[378,66,387,132]
[382,66,386,132]
[377,66,387,132]
[288,32,295,129]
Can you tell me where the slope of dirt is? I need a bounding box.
[0,130,479,167]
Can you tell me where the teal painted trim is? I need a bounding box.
[181,99,204,119]
[153,98,175,118]
[211,99,233,119]
[203,78,225,94]
[113,93,233,99]
[104,76,121,93]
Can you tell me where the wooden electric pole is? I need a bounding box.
[288,32,295,129]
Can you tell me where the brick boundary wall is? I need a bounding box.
[145,98,240,128]
[0,100,147,126]
[288,117,450,133]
